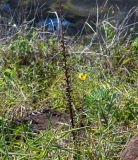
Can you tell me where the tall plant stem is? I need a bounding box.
[59,2,75,138]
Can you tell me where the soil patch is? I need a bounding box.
[120,133,138,160]
[15,107,70,131]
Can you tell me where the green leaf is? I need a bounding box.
[122,58,132,65]
[4,68,12,78]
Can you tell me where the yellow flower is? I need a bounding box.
[78,73,88,81]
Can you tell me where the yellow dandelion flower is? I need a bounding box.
[78,73,88,81]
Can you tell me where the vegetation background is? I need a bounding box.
[0,0,138,159]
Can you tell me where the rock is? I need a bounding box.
[1,0,138,35]
[120,133,138,160]
[8,0,138,17]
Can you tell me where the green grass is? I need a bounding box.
[0,27,138,160]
